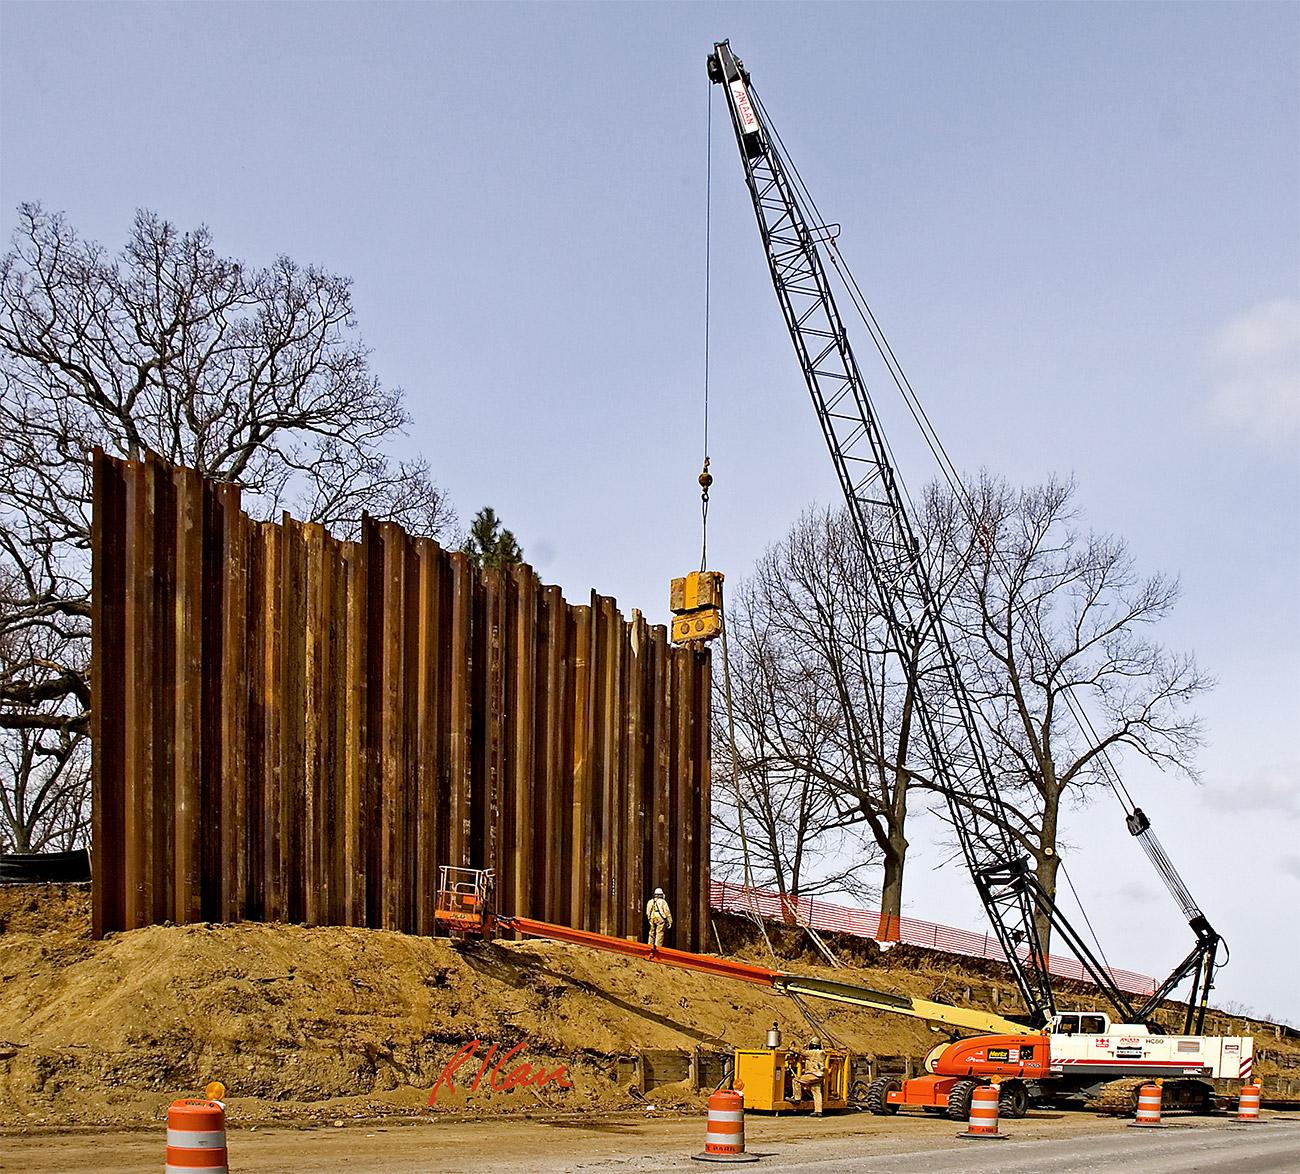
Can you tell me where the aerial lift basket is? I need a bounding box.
[434,866,496,935]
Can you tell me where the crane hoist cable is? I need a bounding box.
[700,81,714,575]
[699,458,712,573]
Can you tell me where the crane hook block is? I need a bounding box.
[670,570,725,645]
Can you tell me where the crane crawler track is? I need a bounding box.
[1087,1076,1216,1115]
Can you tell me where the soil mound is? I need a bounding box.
[0,887,938,1127]
[1,886,1293,1128]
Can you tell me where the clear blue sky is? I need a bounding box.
[3,2,1297,1019]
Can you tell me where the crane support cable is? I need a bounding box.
[705,40,1211,1028]
[755,87,1142,820]
[754,83,1218,943]
[711,44,1057,1025]
[1060,860,1115,977]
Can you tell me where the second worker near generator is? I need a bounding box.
[793,1037,826,1116]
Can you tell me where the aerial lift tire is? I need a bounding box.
[998,1081,1030,1118]
[946,1078,979,1121]
[864,1076,900,1115]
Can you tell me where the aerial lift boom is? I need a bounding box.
[513,913,1028,1034]
[436,866,1026,1036]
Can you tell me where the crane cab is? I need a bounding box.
[1050,1012,1113,1036]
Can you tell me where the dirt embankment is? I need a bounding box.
[1,886,1294,1130]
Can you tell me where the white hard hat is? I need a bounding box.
[654,887,665,896]
[808,1037,821,1048]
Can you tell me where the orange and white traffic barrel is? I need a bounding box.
[958,1083,1006,1139]
[691,1089,759,1164]
[1237,1081,1262,1122]
[1129,1081,1166,1128]
[166,1098,228,1172]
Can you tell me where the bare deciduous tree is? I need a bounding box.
[0,726,88,854]
[712,572,881,912]
[0,203,455,851]
[717,472,1206,959]
[717,507,939,928]
[934,474,1211,953]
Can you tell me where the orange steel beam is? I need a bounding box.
[503,916,780,987]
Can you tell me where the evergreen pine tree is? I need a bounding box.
[462,506,523,569]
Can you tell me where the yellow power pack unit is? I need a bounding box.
[732,1047,851,1113]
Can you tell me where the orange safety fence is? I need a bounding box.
[709,880,1157,998]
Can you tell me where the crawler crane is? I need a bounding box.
[706,40,1248,1117]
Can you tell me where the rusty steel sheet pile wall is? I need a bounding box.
[90,452,711,948]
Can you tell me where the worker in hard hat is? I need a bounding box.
[645,887,673,953]
[794,1036,826,1116]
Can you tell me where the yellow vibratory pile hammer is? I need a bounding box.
[670,569,724,645]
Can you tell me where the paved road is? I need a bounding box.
[725,1122,1300,1173]
[3,1112,1296,1171]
